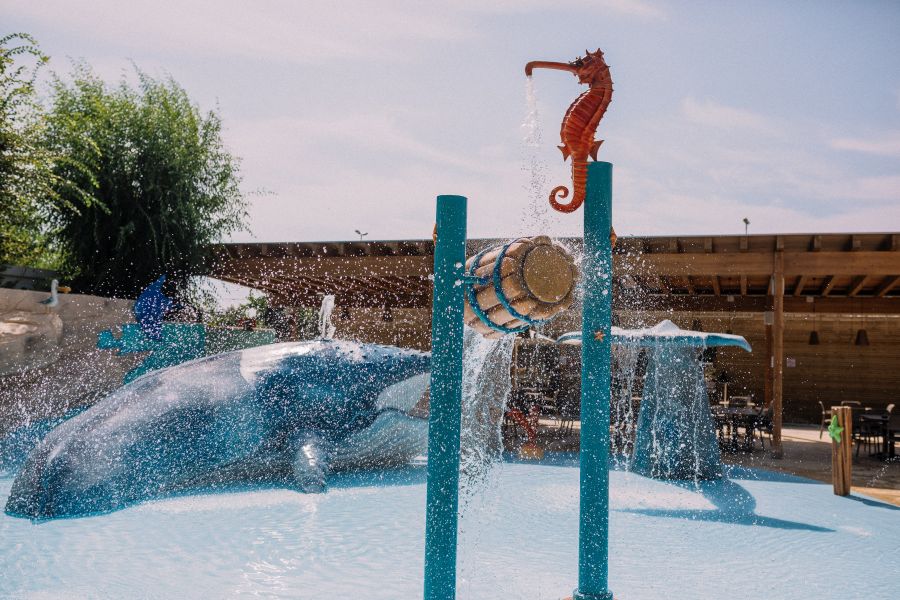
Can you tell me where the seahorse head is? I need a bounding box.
[571,48,611,86]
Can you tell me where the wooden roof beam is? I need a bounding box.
[278,274,338,293]
[385,275,430,296]
[270,277,333,297]
[711,275,721,296]
[793,275,807,297]
[216,274,265,291]
[848,276,868,297]
[875,275,899,297]
[358,276,409,296]
[632,295,900,314]
[617,251,898,277]
[210,255,433,279]
[821,276,837,297]
[684,276,696,295]
[740,275,748,296]
[656,276,671,295]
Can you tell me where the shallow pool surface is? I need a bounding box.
[1,458,898,599]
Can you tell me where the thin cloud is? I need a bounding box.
[228,114,515,178]
[452,0,667,20]
[600,0,667,20]
[830,133,900,157]
[681,97,778,135]
[4,0,477,65]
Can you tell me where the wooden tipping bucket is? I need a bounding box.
[463,236,577,338]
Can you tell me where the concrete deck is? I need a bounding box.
[725,425,900,506]
[516,421,900,506]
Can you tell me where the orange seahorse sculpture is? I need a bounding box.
[526,49,616,242]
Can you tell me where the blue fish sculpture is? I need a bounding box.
[133,275,173,340]
[6,341,430,520]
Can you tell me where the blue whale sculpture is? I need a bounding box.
[6,341,431,520]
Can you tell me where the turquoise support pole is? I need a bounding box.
[574,162,614,600]
[424,194,467,600]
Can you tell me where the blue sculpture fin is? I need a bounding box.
[96,330,117,350]
[133,275,173,340]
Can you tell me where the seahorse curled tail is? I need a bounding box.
[549,157,588,213]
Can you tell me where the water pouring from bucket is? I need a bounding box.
[461,236,577,459]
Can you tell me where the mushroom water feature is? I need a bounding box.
[558,320,752,481]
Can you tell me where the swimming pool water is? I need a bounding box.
[1,458,897,599]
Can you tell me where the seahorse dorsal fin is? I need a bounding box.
[558,144,570,160]
[589,140,604,160]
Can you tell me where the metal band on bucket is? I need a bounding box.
[465,247,529,335]
[464,240,552,336]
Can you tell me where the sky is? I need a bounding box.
[5,0,900,243]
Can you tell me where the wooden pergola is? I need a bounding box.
[210,232,900,456]
[210,233,900,310]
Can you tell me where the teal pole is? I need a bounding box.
[574,162,614,600]
[424,194,467,600]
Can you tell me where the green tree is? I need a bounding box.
[43,64,248,297]
[0,33,94,268]
[201,292,319,340]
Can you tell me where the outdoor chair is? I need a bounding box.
[888,415,900,458]
[855,416,883,457]
[754,405,774,450]
[712,410,728,445]
[818,401,832,439]
[555,388,580,436]
[841,400,862,407]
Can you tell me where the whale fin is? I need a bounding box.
[291,433,330,493]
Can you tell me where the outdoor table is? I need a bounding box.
[859,413,900,458]
[712,406,760,452]
[889,415,900,458]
